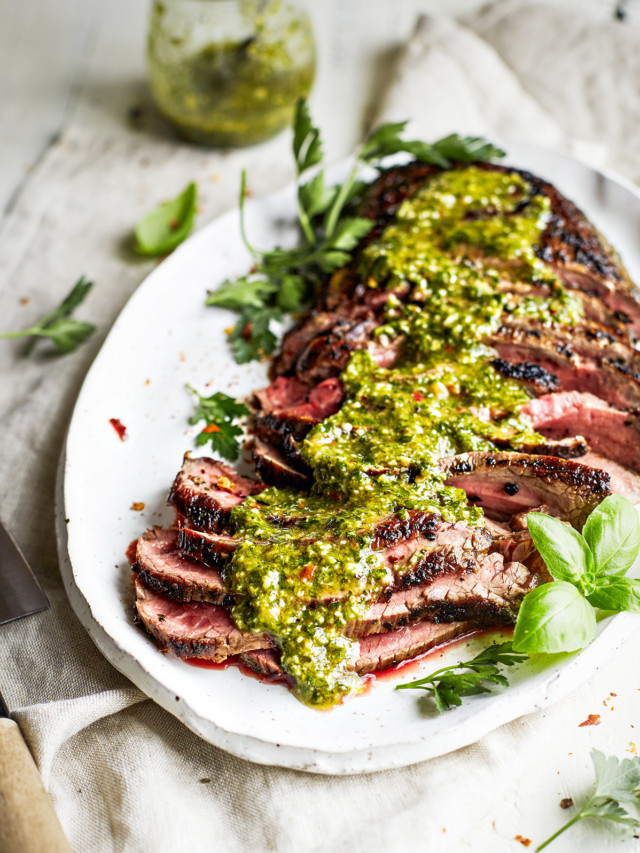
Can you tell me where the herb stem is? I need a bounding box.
[324,162,359,237]
[536,813,582,851]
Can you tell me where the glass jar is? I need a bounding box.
[147,0,316,148]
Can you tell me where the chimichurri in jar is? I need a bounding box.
[147,0,315,147]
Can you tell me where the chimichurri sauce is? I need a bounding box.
[226,166,584,707]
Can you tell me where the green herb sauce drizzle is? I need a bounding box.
[226,166,584,707]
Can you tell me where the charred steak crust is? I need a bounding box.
[168,456,261,533]
[441,451,610,529]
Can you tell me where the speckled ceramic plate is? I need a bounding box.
[56,142,640,774]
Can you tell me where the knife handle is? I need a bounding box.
[0,718,73,853]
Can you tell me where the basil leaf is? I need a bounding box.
[135,182,197,256]
[583,494,640,578]
[513,581,596,653]
[526,512,592,585]
[588,577,640,613]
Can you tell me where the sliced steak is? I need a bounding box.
[348,555,537,635]
[135,579,273,660]
[242,621,476,678]
[132,527,229,605]
[522,391,640,474]
[376,514,493,589]
[293,315,380,383]
[490,359,560,395]
[252,438,313,489]
[357,160,640,337]
[440,451,610,528]
[487,319,640,410]
[575,452,640,503]
[177,526,238,568]
[169,455,262,533]
[253,376,344,446]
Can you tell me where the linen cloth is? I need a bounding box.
[2,2,640,851]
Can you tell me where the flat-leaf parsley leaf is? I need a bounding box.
[0,275,95,355]
[187,384,249,461]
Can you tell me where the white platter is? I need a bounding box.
[56,142,640,774]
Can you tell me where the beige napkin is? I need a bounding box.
[2,3,640,851]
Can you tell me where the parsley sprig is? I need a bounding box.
[537,750,640,850]
[207,99,505,363]
[0,276,95,355]
[187,384,249,462]
[395,641,527,712]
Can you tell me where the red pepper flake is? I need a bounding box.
[301,564,316,581]
[579,714,601,727]
[560,797,574,810]
[130,502,145,511]
[168,218,179,231]
[125,539,138,564]
[242,322,252,340]
[202,423,221,434]
[109,418,127,441]
[19,296,30,306]
[515,836,532,848]
[412,391,424,402]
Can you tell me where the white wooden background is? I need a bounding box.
[0,0,635,218]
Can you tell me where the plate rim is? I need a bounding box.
[56,142,640,774]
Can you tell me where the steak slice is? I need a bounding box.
[348,555,537,635]
[177,526,238,568]
[440,451,610,528]
[253,376,344,446]
[487,319,640,410]
[169,455,262,532]
[490,359,561,395]
[251,438,313,489]
[242,621,476,678]
[575,452,640,503]
[135,579,273,660]
[132,527,230,605]
[522,391,640,474]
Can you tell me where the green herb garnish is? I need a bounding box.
[187,384,249,462]
[537,750,640,850]
[397,495,640,712]
[135,182,197,256]
[0,276,95,355]
[207,99,506,363]
[513,495,640,654]
[395,641,527,712]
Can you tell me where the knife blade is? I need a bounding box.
[0,516,48,625]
